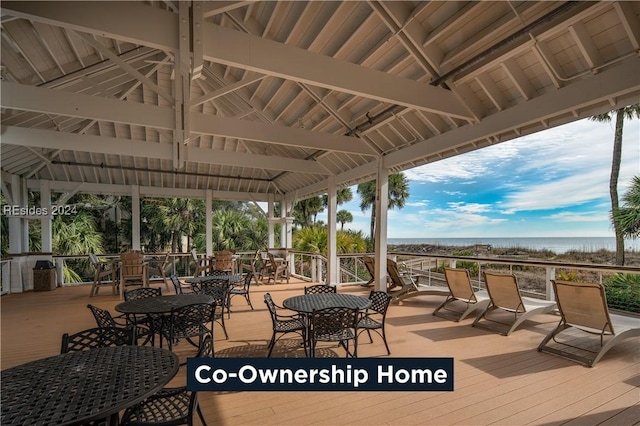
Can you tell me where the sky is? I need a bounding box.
[319,117,640,239]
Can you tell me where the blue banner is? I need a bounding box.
[187,358,453,391]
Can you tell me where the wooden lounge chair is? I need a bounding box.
[146,252,170,291]
[387,258,449,302]
[433,268,491,322]
[89,253,118,297]
[119,251,148,300]
[473,271,556,336]
[538,280,640,367]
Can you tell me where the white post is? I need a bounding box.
[40,180,52,253]
[326,175,338,285]
[9,174,24,292]
[267,194,275,248]
[206,190,213,256]
[131,186,141,251]
[374,160,389,292]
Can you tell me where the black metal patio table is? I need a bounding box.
[115,294,214,315]
[0,345,179,426]
[282,293,371,314]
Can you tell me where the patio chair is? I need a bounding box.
[60,326,135,354]
[213,250,234,273]
[304,284,337,294]
[146,252,170,291]
[357,290,392,355]
[230,271,254,311]
[119,251,148,300]
[120,333,212,426]
[191,279,229,339]
[123,287,163,345]
[124,287,162,301]
[310,306,359,358]
[387,258,449,302]
[538,280,640,367]
[88,253,118,297]
[242,250,264,285]
[472,271,557,336]
[87,304,152,346]
[362,255,375,287]
[433,268,491,322]
[192,248,210,277]
[265,252,289,284]
[170,275,193,294]
[163,302,216,353]
[264,293,307,357]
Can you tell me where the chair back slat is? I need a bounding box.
[304,284,336,295]
[552,280,614,334]
[483,272,525,312]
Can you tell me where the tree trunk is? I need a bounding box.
[611,109,625,265]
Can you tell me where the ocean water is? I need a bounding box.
[387,237,640,254]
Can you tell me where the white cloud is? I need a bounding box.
[545,211,608,222]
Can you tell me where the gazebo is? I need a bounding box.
[2,1,639,292]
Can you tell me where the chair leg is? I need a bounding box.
[267,333,276,357]
[196,403,208,426]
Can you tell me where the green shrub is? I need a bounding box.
[603,273,640,313]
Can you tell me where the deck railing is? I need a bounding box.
[2,251,638,306]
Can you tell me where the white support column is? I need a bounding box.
[131,186,141,251]
[20,178,29,251]
[206,190,213,257]
[267,194,275,248]
[279,195,287,248]
[326,175,338,285]
[374,160,389,292]
[40,180,52,253]
[9,174,24,293]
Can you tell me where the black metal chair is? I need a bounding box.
[230,271,254,311]
[123,287,163,346]
[163,302,216,353]
[357,290,392,355]
[120,333,213,426]
[193,278,230,338]
[304,284,337,295]
[87,304,152,346]
[60,326,135,354]
[124,287,162,300]
[264,293,307,357]
[171,275,184,294]
[310,306,359,358]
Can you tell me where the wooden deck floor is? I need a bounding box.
[2,280,639,425]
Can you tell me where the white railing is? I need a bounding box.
[1,259,12,295]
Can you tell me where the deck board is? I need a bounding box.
[2,282,638,425]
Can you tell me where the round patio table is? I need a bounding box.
[0,345,178,426]
[185,274,243,286]
[283,293,371,313]
[115,294,214,315]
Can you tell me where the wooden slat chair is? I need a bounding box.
[146,252,170,291]
[538,280,640,367]
[119,251,148,300]
[265,252,289,284]
[242,250,264,285]
[89,253,118,297]
[433,268,491,322]
[473,271,557,336]
[213,250,234,274]
[192,248,210,277]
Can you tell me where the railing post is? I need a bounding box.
[545,267,555,301]
[311,255,317,283]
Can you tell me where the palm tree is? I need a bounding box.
[613,175,640,239]
[293,196,324,228]
[357,172,410,250]
[590,105,640,265]
[336,209,353,230]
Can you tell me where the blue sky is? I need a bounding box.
[321,117,640,238]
